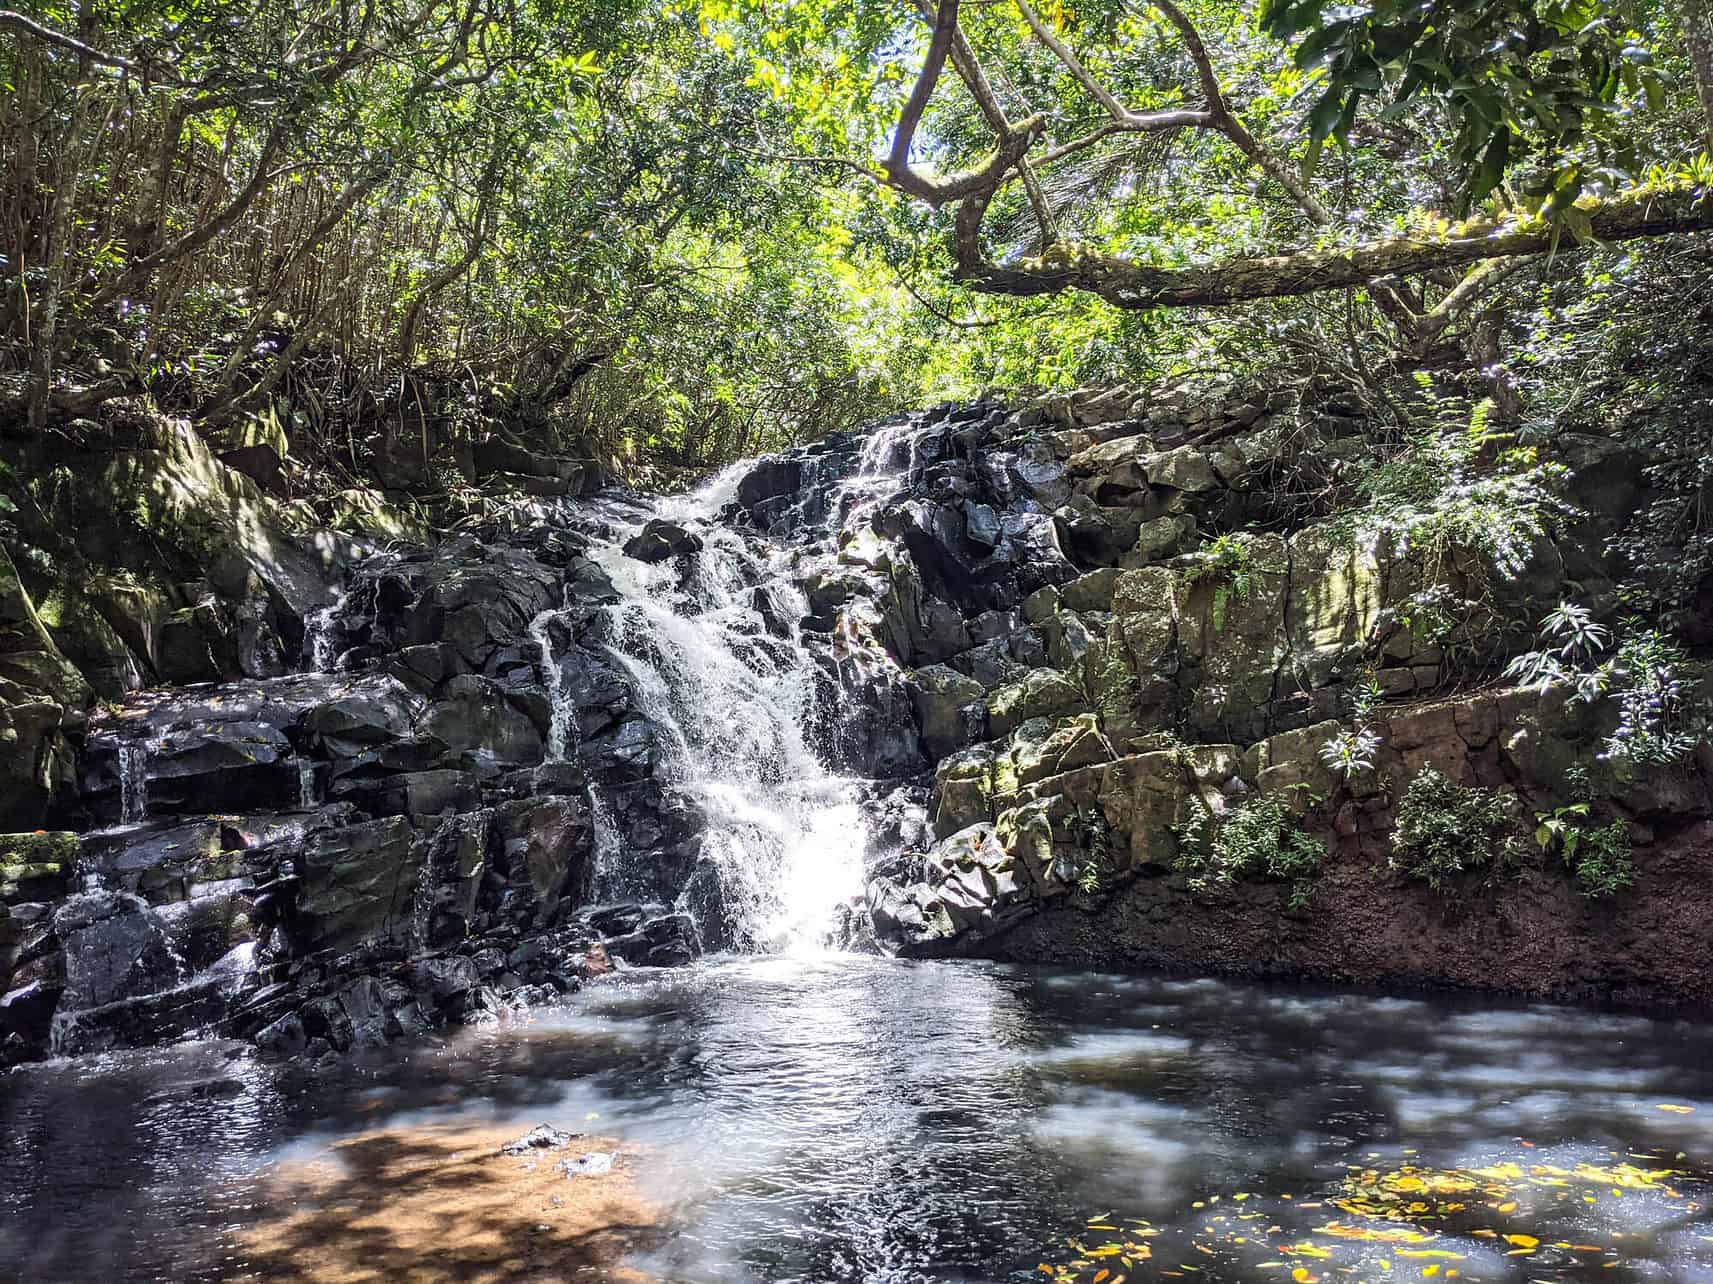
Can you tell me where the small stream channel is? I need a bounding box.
[7,957,1713,1282]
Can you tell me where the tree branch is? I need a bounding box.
[951,187,1713,310]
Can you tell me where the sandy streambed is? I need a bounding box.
[238,1123,664,1282]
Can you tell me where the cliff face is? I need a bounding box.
[729,380,1713,1008]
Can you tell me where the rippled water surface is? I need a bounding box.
[7,958,1713,1282]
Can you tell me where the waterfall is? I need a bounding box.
[529,606,578,764]
[118,742,150,824]
[305,592,347,673]
[297,757,319,809]
[560,469,869,953]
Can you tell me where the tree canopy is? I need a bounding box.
[1,0,1710,469]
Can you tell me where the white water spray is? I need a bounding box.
[574,474,869,952]
[529,606,578,764]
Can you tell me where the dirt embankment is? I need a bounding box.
[977,820,1713,1010]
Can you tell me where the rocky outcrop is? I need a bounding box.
[725,378,1712,1009]
[0,443,724,1064]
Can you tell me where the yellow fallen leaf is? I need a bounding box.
[1291,1269,1314,1283]
[1657,1104,1695,1113]
[1504,1234,1539,1249]
[1423,1267,1440,1278]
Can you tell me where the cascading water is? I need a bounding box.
[528,606,578,764]
[117,742,150,825]
[304,592,347,673]
[563,468,870,953]
[296,757,319,809]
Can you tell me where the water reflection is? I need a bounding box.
[4,958,1713,1282]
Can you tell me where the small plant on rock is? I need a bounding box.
[1532,781,1635,899]
[1066,804,1116,895]
[1391,767,1524,889]
[1321,669,1384,779]
[1182,534,1254,631]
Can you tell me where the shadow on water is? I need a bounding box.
[7,957,1713,1282]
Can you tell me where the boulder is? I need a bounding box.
[493,795,592,925]
[420,675,544,768]
[908,665,988,762]
[294,816,423,953]
[623,520,704,563]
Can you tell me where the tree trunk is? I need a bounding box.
[1688,0,1713,155]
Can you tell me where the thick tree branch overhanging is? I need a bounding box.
[950,187,1713,310]
[881,0,1713,316]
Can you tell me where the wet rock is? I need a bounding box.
[294,816,422,953]
[502,1124,577,1155]
[408,954,479,1006]
[909,665,987,762]
[420,675,543,768]
[0,831,77,904]
[302,676,426,758]
[53,891,185,1012]
[735,457,804,510]
[492,795,592,926]
[254,1011,308,1057]
[604,911,700,967]
[560,1152,615,1178]
[623,520,703,564]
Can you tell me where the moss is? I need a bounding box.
[0,831,79,866]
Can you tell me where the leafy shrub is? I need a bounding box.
[1569,820,1636,898]
[1534,801,1635,898]
[1390,767,1522,890]
[1336,382,1570,582]
[1505,602,1711,766]
[1066,804,1116,895]
[1175,793,1326,909]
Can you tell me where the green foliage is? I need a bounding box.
[1067,804,1117,895]
[1321,669,1384,779]
[1181,534,1255,631]
[1259,0,1669,215]
[1572,819,1637,897]
[1391,768,1523,890]
[1506,603,1711,766]
[1175,792,1326,910]
[1337,381,1571,583]
[1533,802,1635,897]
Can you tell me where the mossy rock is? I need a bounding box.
[0,831,79,866]
[0,832,77,902]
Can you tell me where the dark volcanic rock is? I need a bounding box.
[622,519,704,563]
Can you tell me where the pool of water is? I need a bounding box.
[6,956,1713,1282]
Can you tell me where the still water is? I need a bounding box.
[5,956,1713,1282]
